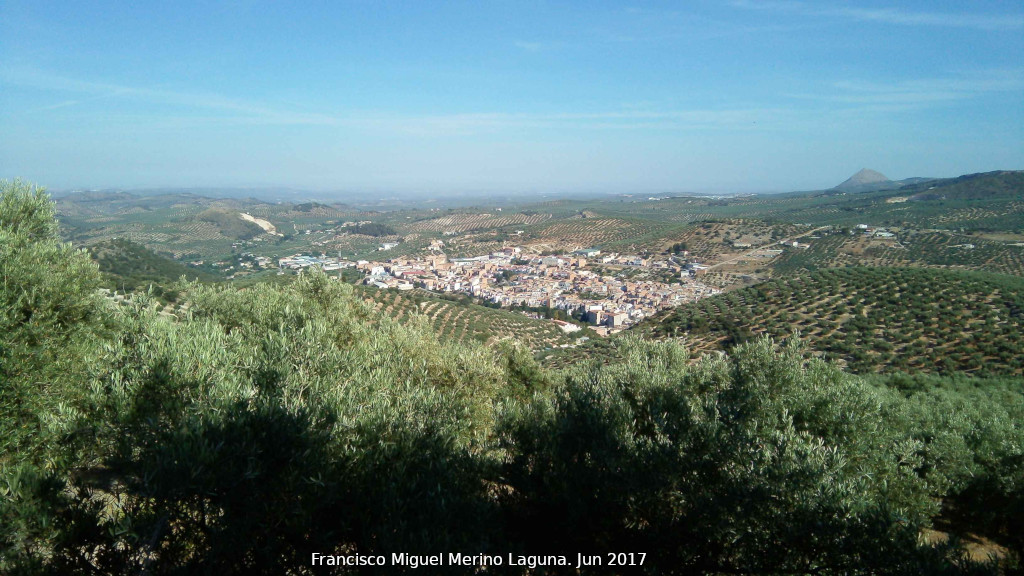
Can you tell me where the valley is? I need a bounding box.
[61,170,1024,371]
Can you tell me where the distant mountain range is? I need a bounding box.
[49,168,1020,207]
[832,168,938,193]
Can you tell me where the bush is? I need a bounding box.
[0,183,1014,574]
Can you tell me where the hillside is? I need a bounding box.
[835,168,893,193]
[766,229,1024,278]
[902,170,1024,201]
[838,171,1024,231]
[89,238,221,291]
[52,170,1024,274]
[357,286,574,349]
[6,182,1024,573]
[649,267,1024,376]
[194,207,266,240]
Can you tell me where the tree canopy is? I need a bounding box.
[2,181,1021,575]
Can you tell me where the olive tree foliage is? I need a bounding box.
[1,180,113,573]
[29,269,514,574]
[871,373,1024,567]
[0,180,109,451]
[497,337,986,575]
[0,182,1012,574]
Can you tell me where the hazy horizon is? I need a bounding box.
[2,1,1022,194]
[41,165,1015,199]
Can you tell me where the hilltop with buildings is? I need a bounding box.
[279,245,719,337]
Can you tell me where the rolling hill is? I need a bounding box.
[901,170,1024,200]
[647,267,1024,376]
[89,238,221,292]
[834,168,893,193]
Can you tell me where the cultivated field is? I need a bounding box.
[650,267,1024,376]
[359,287,573,349]
[403,211,552,233]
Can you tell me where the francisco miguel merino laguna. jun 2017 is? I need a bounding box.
[310,552,649,569]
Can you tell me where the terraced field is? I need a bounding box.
[404,211,551,233]
[648,267,1024,376]
[771,234,853,272]
[902,232,1024,276]
[770,231,1024,276]
[931,202,1024,227]
[358,287,573,349]
[525,218,675,252]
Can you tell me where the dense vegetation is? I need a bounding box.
[89,238,220,294]
[652,267,1024,376]
[347,222,397,237]
[3,181,1024,574]
[293,201,331,212]
[913,170,1024,201]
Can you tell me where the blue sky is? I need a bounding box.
[1,1,1022,194]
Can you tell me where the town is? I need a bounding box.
[278,246,721,336]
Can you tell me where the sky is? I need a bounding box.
[1,1,1022,195]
